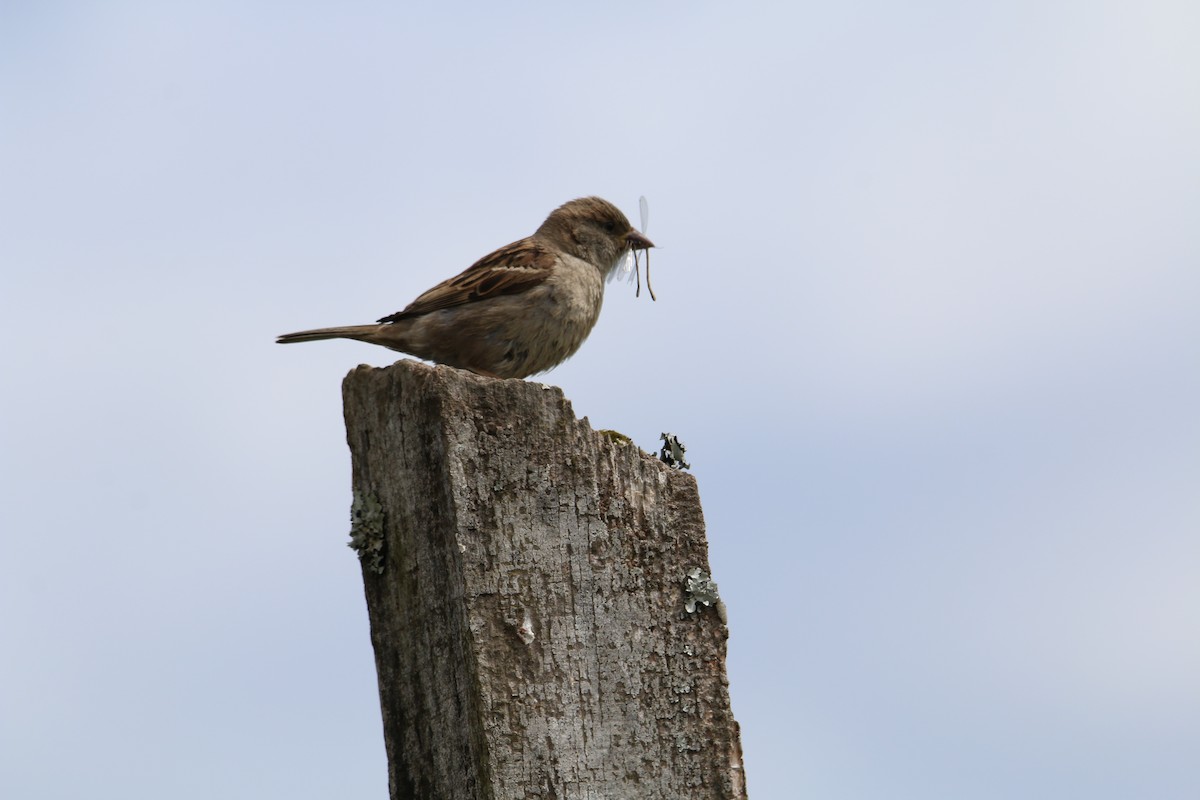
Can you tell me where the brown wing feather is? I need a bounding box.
[378,239,555,323]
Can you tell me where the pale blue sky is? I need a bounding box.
[3,2,1198,798]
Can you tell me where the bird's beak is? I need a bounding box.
[626,230,655,250]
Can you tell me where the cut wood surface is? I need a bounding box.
[342,359,747,800]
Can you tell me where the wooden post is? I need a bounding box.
[342,360,747,800]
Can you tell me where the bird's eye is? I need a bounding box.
[604,220,617,233]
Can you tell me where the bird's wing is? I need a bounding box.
[378,238,557,323]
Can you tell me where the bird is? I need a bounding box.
[276,196,655,379]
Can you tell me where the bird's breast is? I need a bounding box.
[510,259,605,375]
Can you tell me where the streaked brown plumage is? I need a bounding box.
[276,197,654,379]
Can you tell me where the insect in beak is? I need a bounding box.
[622,196,656,300]
[627,237,655,301]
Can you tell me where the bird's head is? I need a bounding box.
[537,197,655,277]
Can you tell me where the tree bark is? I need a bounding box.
[342,359,747,800]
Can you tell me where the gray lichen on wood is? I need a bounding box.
[684,567,721,614]
[659,431,691,470]
[342,359,747,800]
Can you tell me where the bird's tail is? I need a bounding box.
[276,324,388,345]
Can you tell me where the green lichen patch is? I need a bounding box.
[349,490,386,574]
[599,429,632,445]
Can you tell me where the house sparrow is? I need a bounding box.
[276,196,655,379]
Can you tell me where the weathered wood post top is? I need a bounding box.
[342,359,746,800]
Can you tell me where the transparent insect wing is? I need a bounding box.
[639,195,649,235]
[615,249,636,283]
